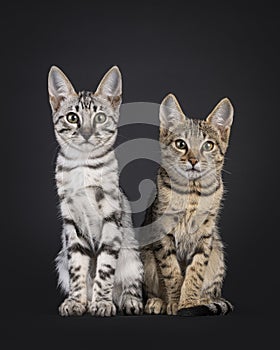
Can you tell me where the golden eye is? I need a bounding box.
[66,112,79,124]
[202,141,214,151]
[175,139,187,150]
[95,113,107,124]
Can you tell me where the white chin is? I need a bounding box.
[81,143,95,151]
[186,171,201,180]
[176,167,201,180]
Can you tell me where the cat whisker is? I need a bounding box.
[222,168,232,175]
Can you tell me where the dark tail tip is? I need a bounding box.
[178,305,214,317]
[178,300,233,317]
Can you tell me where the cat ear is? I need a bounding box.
[206,98,234,142]
[48,66,77,113]
[95,66,122,108]
[159,93,186,129]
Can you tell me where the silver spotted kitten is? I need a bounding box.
[48,66,143,317]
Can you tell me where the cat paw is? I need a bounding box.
[166,301,178,315]
[88,300,116,317]
[59,298,87,316]
[144,298,166,314]
[121,296,143,315]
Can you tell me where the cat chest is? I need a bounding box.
[62,185,119,212]
[174,218,193,248]
[171,191,216,232]
[57,167,104,190]
[58,168,120,219]
[172,210,207,261]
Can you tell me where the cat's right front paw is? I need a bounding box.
[88,300,116,317]
[59,298,87,316]
[166,301,178,315]
[144,298,166,314]
[121,296,143,315]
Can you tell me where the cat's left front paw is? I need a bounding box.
[88,300,117,317]
[121,296,143,315]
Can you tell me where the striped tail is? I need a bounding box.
[177,299,233,317]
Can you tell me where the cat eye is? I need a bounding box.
[95,113,107,124]
[66,112,79,124]
[202,141,214,151]
[175,139,187,150]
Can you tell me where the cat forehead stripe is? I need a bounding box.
[77,91,96,110]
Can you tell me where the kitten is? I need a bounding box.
[142,94,234,316]
[48,66,143,317]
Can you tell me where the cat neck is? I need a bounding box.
[159,166,220,186]
[58,145,115,164]
[56,145,118,185]
[157,166,222,206]
[56,145,119,191]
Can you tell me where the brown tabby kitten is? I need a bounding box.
[141,94,234,316]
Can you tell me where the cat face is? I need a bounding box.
[159,94,234,180]
[48,66,122,154]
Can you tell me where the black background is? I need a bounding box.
[2,1,279,349]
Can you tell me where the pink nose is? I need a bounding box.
[188,157,198,166]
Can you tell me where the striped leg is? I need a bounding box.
[142,247,167,314]
[88,215,122,317]
[202,237,225,300]
[200,238,233,315]
[178,234,213,311]
[152,234,183,315]
[59,221,91,316]
[178,235,233,316]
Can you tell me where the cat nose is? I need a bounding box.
[188,157,198,166]
[80,130,92,141]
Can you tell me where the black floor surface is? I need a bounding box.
[4,309,276,349]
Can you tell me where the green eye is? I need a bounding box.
[66,113,79,124]
[175,139,187,150]
[95,113,107,124]
[202,141,214,151]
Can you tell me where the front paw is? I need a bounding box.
[144,298,166,314]
[88,300,116,317]
[121,296,143,315]
[59,298,87,316]
[166,301,178,315]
